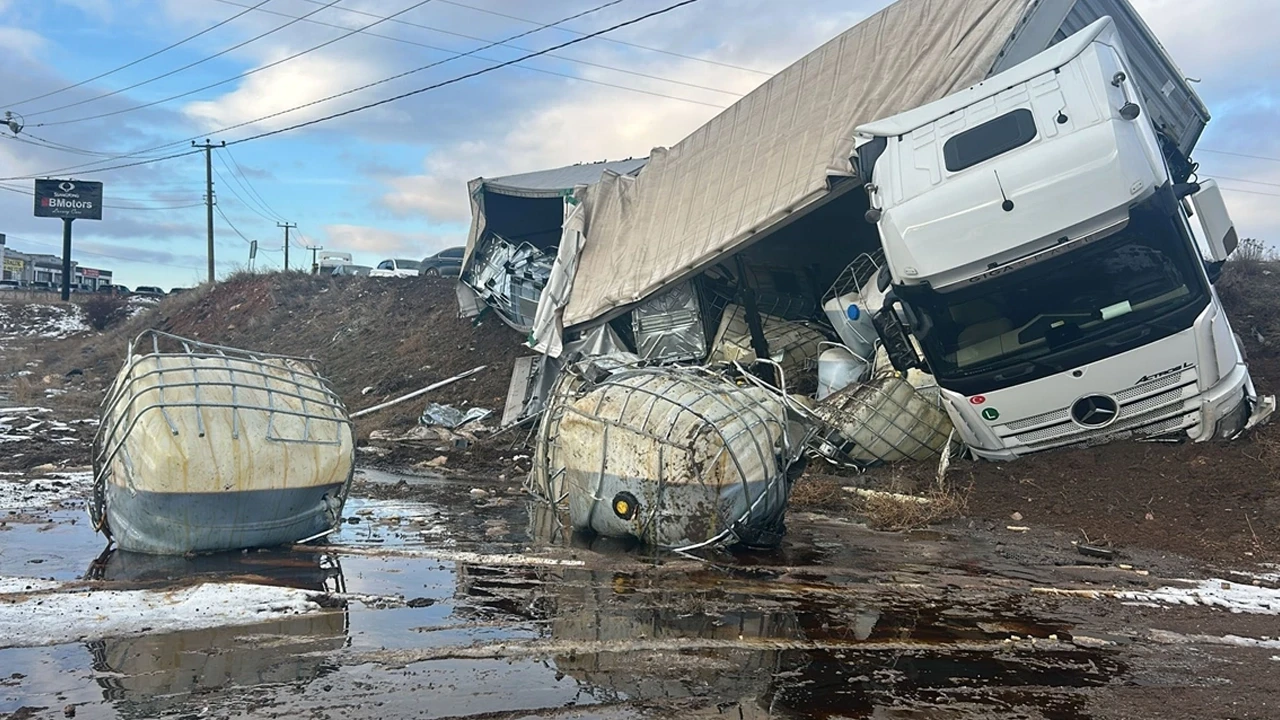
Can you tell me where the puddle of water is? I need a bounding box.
[0,470,1135,719]
[0,510,104,581]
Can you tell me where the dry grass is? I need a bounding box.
[7,374,42,405]
[859,486,968,531]
[856,475,970,532]
[788,475,852,512]
[790,468,970,531]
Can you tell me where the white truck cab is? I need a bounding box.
[854,17,1266,460]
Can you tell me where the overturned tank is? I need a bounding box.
[91,331,355,555]
[532,365,809,551]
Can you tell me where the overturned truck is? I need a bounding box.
[473,0,1265,548]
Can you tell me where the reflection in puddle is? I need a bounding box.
[443,511,1121,720]
[82,549,350,718]
[86,547,346,593]
[87,613,348,719]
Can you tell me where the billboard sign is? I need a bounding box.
[33,179,103,220]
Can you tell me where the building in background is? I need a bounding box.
[0,241,113,289]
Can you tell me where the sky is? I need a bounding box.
[0,0,1276,290]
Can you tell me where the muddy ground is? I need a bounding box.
[3,266,1280,717]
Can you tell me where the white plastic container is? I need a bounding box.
[817,344,869,400]
[822,294,876,359]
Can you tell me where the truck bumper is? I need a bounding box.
[958,361,1261,461]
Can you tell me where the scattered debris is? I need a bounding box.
[419,402,491,429]
[351,365,486,418]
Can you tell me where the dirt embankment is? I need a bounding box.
[6,272,530,474]
[8,261,1280,565]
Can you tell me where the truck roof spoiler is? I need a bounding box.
[854,17,1115,139]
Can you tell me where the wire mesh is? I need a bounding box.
[529,363,804,551]
[709,304,828,375]
[90,330,355,538]
[808,376,953,468]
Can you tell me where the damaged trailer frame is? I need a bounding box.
[459,158,647,334]
[531,0,1210,358]
[506,0,1225,549]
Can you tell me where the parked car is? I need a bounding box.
[369,259,423,278]
[134,285,166,299]
[28,281,54,292]
[168,287,189,295]
[98,284,130,296]
[0,280,20,291]
[420,247,465,277]
[331,264,373,277]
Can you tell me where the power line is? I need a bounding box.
[225,0,709,147]
[213,154,284,222]
[22,0,344,120]
[223,145,288,220]
[1199,148,1280,164]
[1219,186,1280,198]
[2,0,708,180]
[215,203,258,245]
[0,147,203,182]
[1210,174,1280,189]
[2,233,202,271]
[435,0,774,76]
[0,0,644,177]
[262,0,746,98]
[34,0,438,128]
[0,182,203,209]
[1,1,275,109]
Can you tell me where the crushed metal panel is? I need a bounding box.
[463,236,554,334]
[631,281,710,363]
[502,356,540,427]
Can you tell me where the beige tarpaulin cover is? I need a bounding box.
[558,0,1029,329]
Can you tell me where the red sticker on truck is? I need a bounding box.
[969,395,986,405]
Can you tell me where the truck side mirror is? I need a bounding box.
[872,299,923,372]
[1191,179,1238,262]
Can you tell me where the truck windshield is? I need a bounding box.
[899,199,1209,394]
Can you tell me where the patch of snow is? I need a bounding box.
[1150,628,1280,649]
[1122,579,1280,615]
[0,471,92,512]
[0,578,327,649]
[0,577,62,594]
[0,406,50,415]
[39,307,89,339]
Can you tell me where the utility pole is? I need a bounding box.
[193,140,225,284]
[278,222,296,271]
[307,245,324,274]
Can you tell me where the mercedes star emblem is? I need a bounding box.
[1070,394,1119,428]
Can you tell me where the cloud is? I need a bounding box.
[373,2,865,224]
[182,49,391,133]
[322,223,455,258]
[0,27,45,59]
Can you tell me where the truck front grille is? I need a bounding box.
[993,368,1199,454]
